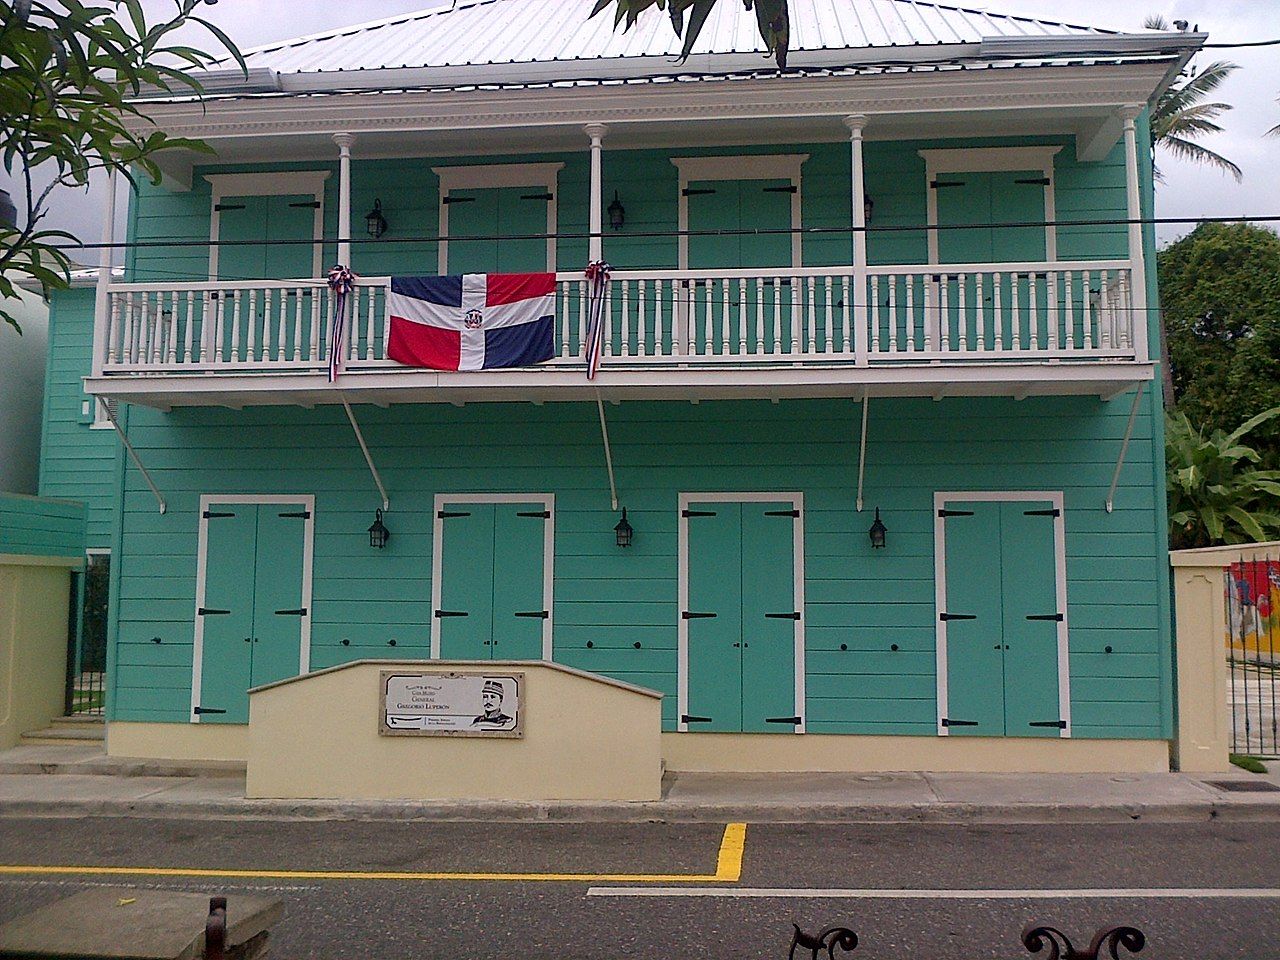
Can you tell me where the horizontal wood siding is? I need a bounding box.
[0,493,86,558]
[38,288,118,549]
[109,394,1169,739]
[124,134,1128,282]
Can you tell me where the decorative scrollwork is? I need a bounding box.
[789,923,858,960]
[1023,924,1146,960]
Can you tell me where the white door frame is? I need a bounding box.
[430,493,556,661]
[204,172,330,281]
[933,490,1070,738]
[190,493,315,724]
[432,162,565,274]
[677,491,806,734]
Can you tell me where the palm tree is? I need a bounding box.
[1144,15,1241,181]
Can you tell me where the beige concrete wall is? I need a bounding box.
[663,733,1169,773]
[0,562,71,750]
[1164,543,1275,773]
[245,660,663,801]
[107,721,250,762]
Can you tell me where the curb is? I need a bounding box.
[0,761,246,779]
[2,796,1279,824]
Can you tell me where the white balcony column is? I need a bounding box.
[1120,106,1150,364]
[91,168,118,377]
[584,123,607,262]
[333,133,355,267]
[845,115,870,366]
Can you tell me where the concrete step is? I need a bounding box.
[20,724,105,745]
[0,743,245,779]
[51,714,104,727]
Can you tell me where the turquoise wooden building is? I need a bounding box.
[39,0,1202,772]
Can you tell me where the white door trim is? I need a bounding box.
[432,162,565,274]
[933,490,1070,738]
[677,491,806,734]
[189,493,315,724]
[430,492,556,661]
[671,154,809,270]
[919,146,1062,265]
[205,172,330,281]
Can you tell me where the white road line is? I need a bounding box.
[587,887,1280,899]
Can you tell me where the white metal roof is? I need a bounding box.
[237,0,1122,75]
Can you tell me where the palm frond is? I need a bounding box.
[1159,136,1243,181]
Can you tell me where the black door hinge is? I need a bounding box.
[274,608,308,616]
[198,607,230,616]
[682,187,716,196]
[442,195,475,204]
[765,612,802,620]
[288,200,322,208]
[514,611,549,619]
[278,510,311,519]
[520,192,553,201]
[930,179,966,189]
[434,610,468,618]
[1029,720,1068,729]
[1026,613,1065,622]
[762,185,798,193]
[213,202,246,211]
[941,717,978,727]
[937,508,975,518]
[202,510,236,519]
[682,509,717,518]
[516,510,551,518]
[681,714,713,723]
[764,509,800,517]
[1024,508,1061,517]
[682,611,717,619]
[193,706,227,715]
[939,612,976,622]
[1014,177,1051,186]
[437,510,471,519]
[766,716,803,724]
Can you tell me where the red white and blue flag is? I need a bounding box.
[386,273,556,371]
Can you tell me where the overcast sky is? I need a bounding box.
[4,0,1277,265]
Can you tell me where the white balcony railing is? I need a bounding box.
[98,261,1139,379]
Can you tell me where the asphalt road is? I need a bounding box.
[0,818,1278,959]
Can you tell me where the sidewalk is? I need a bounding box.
[1,743,1278,824]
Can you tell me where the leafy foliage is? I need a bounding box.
[1166,406,1280,550]
[1159,223,1280,468]
[1143,15,1240,182]
[590,0,789,68]
[0,0,243,333]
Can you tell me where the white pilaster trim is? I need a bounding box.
[919,146,1063,264]
[585,123,607,263]
[204,171,330,281]
[333,132,355,266]
[92,169,118,379]
[671,154,809,270]
[432,162,565,274]
[1119,105,1150,364]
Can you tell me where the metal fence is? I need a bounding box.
[1226,555,1280,757]
[65,553,109,717]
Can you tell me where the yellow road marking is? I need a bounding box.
[0,822,749,885]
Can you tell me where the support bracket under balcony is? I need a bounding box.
[342,397,389,511]
[856,390,869,513]
[1105,382,1145,514]
[102,400,167,515]
[595,390,619,511]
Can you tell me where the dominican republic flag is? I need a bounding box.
[386,273,556,371]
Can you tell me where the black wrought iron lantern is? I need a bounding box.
[614,507,634,548]
[365,198,388,239]
[863,193,874,222]
[607,191,626,230]
[868,507,887,549]
[368,508,390,549]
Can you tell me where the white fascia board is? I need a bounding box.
[977,32,1206,59]
[121,63,1175,144]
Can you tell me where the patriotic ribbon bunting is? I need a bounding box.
[584,260,612,380]
[327,264,356,382]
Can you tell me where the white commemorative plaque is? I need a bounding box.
[379,671,523,738]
